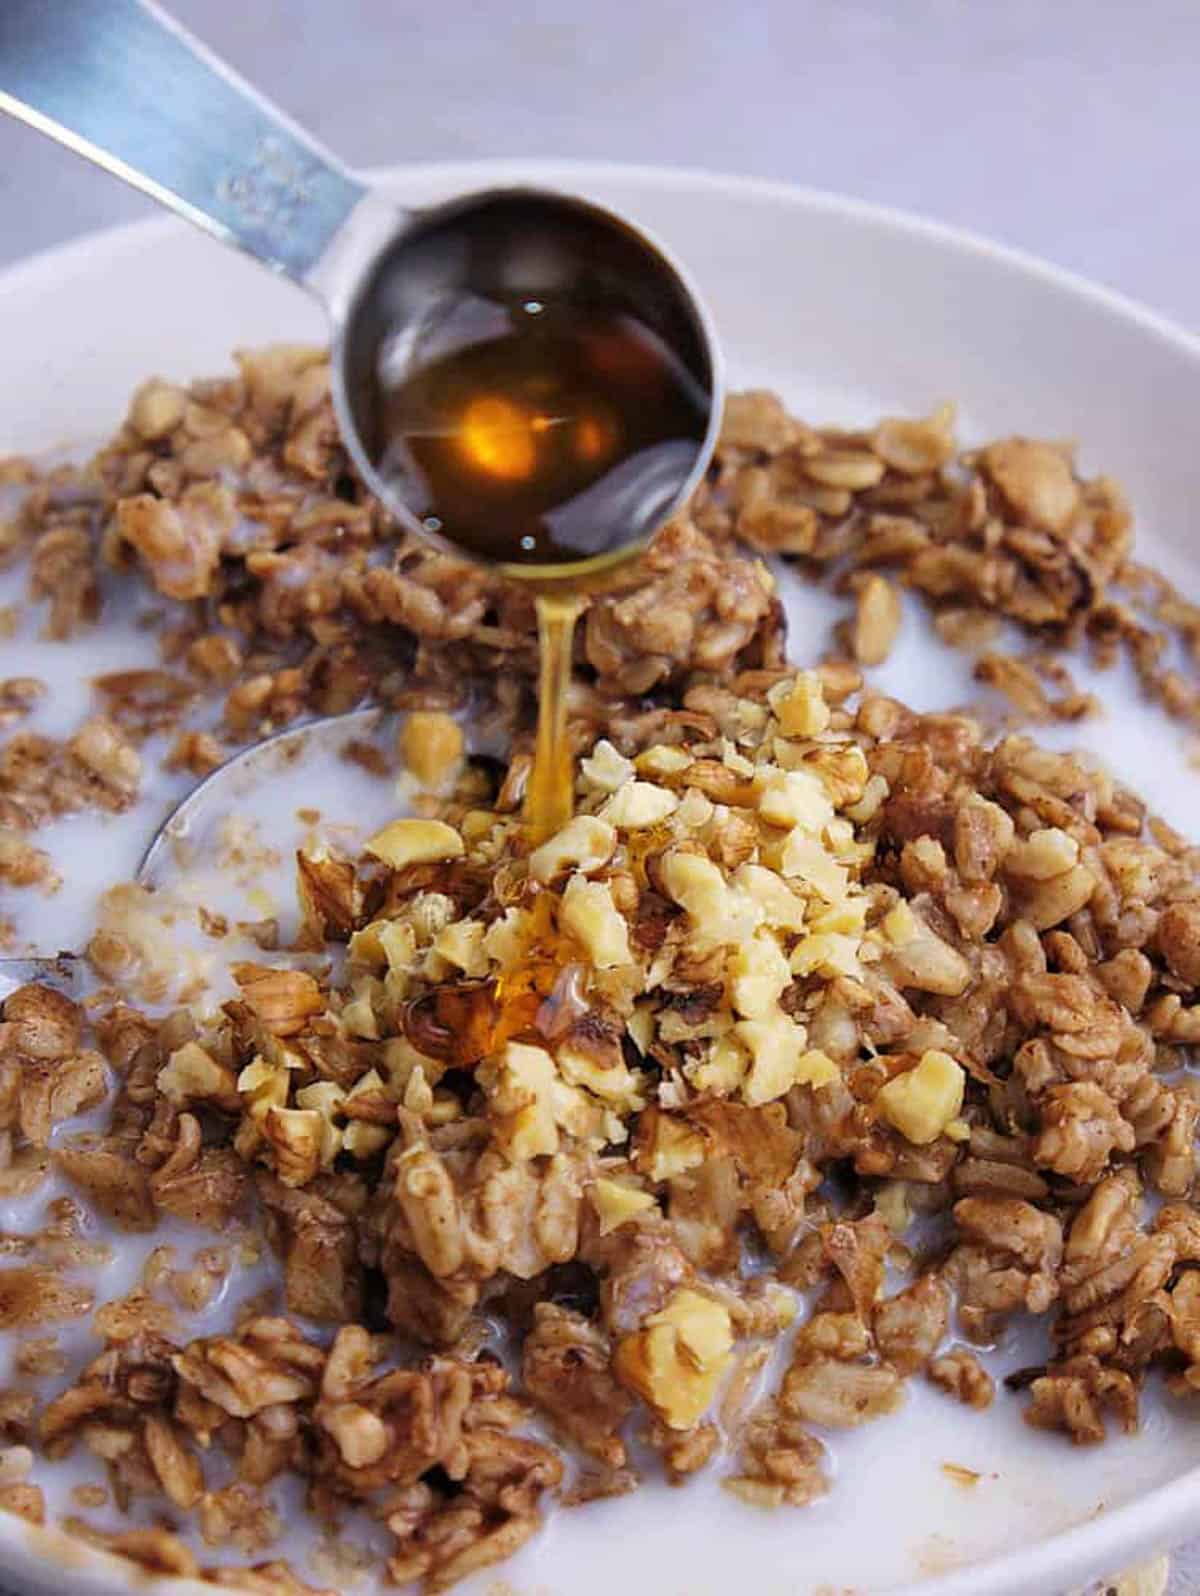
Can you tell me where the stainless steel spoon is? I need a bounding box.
[1,711,385,989]
[0,0,723,586]
[0,0,724,976]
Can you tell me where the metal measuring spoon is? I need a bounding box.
[0,0,724,972]
[0,0,723,584]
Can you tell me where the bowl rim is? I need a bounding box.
[1,154,1197,1596]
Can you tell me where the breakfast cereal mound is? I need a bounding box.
[8,663,1200,1589]
[4,354,1200,1592]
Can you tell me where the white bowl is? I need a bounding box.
[3,160,1200,1596]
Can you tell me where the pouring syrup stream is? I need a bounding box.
[525,593,584,843]
[371,289,709,842]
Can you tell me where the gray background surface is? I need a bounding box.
[2,0,1199,1589]
[2,0,1199,332]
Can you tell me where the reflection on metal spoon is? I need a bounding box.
[0,708,384,979]
[138,707,385,884]
[0,953,79,998]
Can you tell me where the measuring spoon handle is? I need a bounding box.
[0,0,369,285]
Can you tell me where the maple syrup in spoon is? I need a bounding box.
[374,296,709,567]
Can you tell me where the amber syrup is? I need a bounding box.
[373,294,707,844]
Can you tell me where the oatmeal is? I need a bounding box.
[697,390,1200,729]
[3,356,1200,1592]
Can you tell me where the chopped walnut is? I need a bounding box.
[614,1289,733,1431]
[873,1274,949,1375]
[1023,1354,1138,1444]
[523,1303,632,1467]
[199,1482,281,1554]
[726,1400,828,1508]
[928,1348,995,1409]
[231,964,325,1038]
